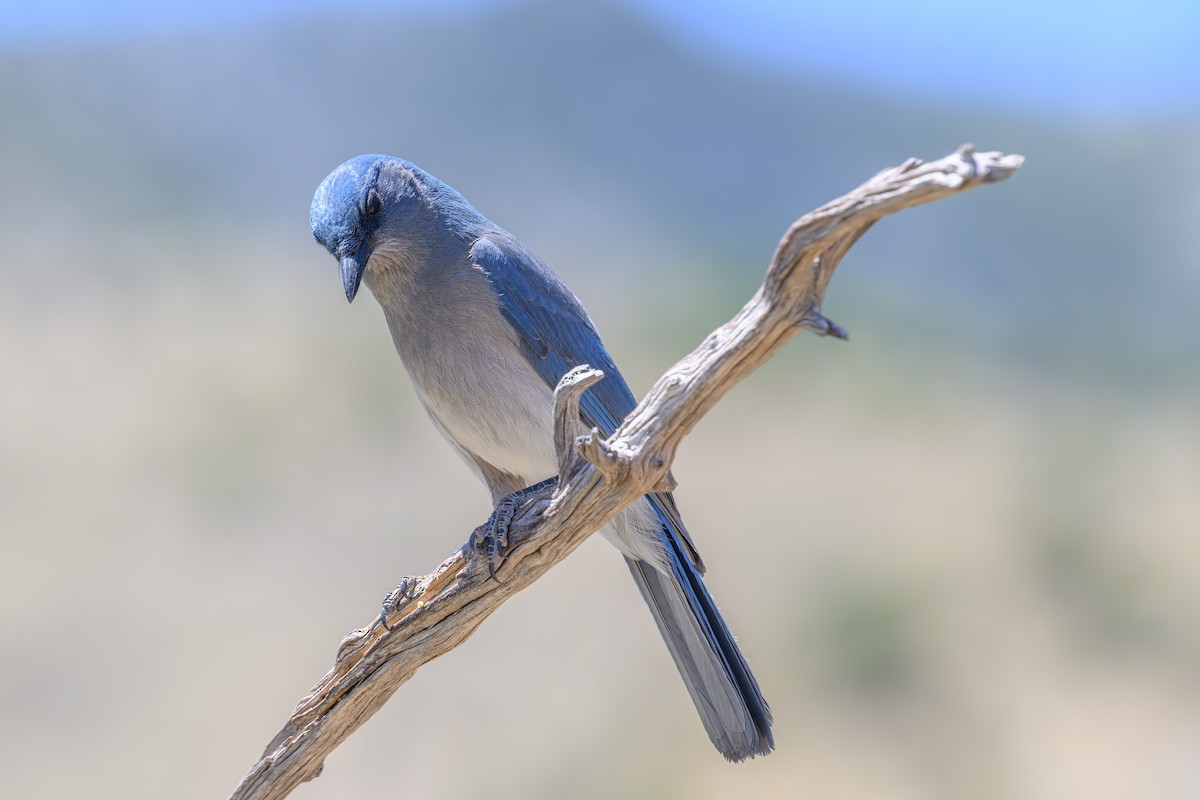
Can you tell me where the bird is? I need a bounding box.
[310,154,773,761]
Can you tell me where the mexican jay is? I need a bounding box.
[310,155,773,760]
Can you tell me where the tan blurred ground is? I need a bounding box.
[2,245,1197,799]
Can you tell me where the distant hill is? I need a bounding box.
[3,0,1196,384]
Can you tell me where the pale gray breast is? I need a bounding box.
[368,250,559,486]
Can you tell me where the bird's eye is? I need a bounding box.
[363,189,382,218]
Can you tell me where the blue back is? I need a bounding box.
[471,231,703,571]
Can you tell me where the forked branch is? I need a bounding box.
[230,145,1023,799]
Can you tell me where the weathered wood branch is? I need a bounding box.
[229,145,1023,799]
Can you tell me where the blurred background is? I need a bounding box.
[2,0,1198,797]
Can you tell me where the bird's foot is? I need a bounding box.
[379,576,422,630]
[466,477,559,581]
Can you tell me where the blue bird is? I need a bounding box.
[310,155,773,760]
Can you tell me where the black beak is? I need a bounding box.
[340,240,371,302]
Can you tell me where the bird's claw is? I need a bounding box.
[380,576,421,630]
[466,477,558,582]
[467,498,517,583]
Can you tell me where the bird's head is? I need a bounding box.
[312,155,483,302]
[310,154,388,302]
[310,154,422,302]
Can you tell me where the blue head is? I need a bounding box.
[310,154,395,302]
[311,154,482,302]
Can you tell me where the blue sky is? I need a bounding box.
[638,0,1200,117]
[5,0,1198,118]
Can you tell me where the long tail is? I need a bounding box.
[624,509,774,761]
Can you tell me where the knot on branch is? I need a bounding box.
[576,427,628,481]
[573,431,676,495]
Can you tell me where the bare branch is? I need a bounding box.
[229,145,1022,800]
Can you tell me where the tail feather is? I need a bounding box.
[625,533,774,761]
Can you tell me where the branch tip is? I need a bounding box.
[801,310,849,340]
[652,471,678,494]
[554,365,605,477]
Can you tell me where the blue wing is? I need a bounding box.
[471,231,774,758]
[470,231,704,571]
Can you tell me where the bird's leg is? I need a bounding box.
[379,576,422,630]
[467,477,559,581]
